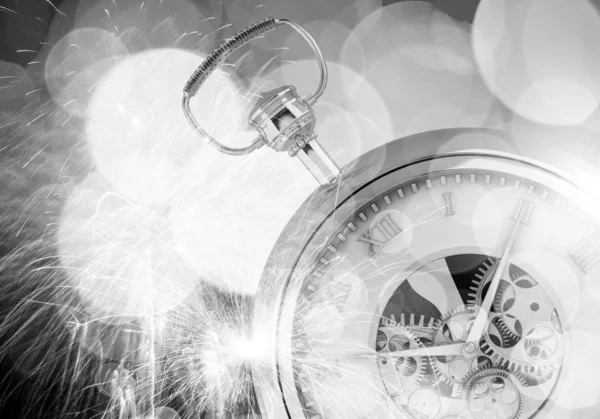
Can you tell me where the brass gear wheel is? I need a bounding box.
[462,368,525,419]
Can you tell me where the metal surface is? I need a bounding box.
[248,86,316,152]
[251,127,600,419]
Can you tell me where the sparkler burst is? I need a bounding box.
[2,1,600,419]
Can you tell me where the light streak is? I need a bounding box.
[0,5,18,16]
[2,1,599,418]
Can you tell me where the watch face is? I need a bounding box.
[258,141,600,419]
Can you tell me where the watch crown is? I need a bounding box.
[249,85,340,185]
[249,85,316,151]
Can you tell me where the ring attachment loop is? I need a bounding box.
[182,17,328,156]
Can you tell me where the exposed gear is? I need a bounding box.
[377,329,389,351]
[468,259,521,340]
[468,262,565,375]
[463,368,525,419]
[380,312,438,344]
[523,326,560,362]
[520,367,554,386]
[407,387,442,419]
[431,306,491,387]
[378,325,429,396]
[484,331,561,376]
[377,322,443,419]
[466,257,496,307]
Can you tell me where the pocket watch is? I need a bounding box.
[183,18,600,419]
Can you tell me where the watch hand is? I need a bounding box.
[464,214,524,354]
[384,343,465,358]
[342,342,465,359]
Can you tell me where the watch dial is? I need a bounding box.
[285,167,598,419]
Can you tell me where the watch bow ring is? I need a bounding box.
[182,17,339,186]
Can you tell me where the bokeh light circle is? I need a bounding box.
[86,47,249,206]
[345,1,496,139]
[282,19,360,64]
[57,172,199,318]
[509,113,600,164]
[473,0,600,126]
[45,27,129,116]
[169,144,316,295]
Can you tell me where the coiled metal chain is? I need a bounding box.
[184,17,278,97]
[182,17,328,156]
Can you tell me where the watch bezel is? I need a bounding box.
[251,127,600,419]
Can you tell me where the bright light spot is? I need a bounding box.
[57,172,198,318]
[230,334,268,362]
[203,347,228,378]
[473,0,600,126]
[86,47,249,205]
